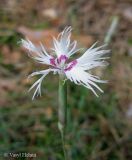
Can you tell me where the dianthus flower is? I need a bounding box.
[21,27,109,99]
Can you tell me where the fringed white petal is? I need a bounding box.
[77,42,110,70]
[52,26,79,57]
[28,69,57,100]
[65,66,107,96]
[21,39,52,65]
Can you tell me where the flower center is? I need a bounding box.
[50,55,68,68]
[57,55,68,68]
[50,54,77,72]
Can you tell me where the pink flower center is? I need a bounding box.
[50,54,77,72]
[50,55,68,66]
[57,55,68,64]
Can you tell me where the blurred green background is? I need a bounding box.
[0,0,132,160]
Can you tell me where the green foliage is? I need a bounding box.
[0,31,21,47]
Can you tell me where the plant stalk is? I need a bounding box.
[104,16,119,44]
[58,74,67,160]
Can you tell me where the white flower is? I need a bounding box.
[21,26,110,99]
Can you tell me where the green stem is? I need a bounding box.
[58,74,67,160]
